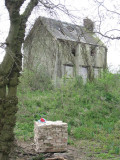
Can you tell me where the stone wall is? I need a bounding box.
[34,121,68,153]
[23,19,58,81]
[23,19,107,84]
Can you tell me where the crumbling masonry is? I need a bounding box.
[34,121,68,153]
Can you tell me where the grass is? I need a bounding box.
[15,71,120,159]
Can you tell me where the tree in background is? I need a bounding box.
[94,0,120,40]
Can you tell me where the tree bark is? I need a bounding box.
[0,43,21,160]
[0,152,9,160]
[0,17,24,156]
[0,1,39,159]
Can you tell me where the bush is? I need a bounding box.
[19,66,53,91]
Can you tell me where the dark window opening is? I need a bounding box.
[91,46,96,56]
[72,48,76,56]
[67,26,74,32]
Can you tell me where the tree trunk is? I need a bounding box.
[0,1,39,159]
[0,18,23,158]
[0,16,22,158]
[0,60,20,159]
[87,66,94,82]
[0,152,9,160]
[0,76,10,160]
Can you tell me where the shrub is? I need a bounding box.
[19,67,53,91]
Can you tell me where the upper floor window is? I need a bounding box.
[91,46,96,56]
[71,48,76,56]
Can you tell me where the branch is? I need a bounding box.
[5,0,26,22]
[95,31,120,40]
[39,0,59,9]
[94,0,120,16]
[93,0,120,40]
[38,0,78,23]
[21,0,39,23]
[0,43,7,49]
[5,0,26,11]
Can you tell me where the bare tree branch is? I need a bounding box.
[94,0,120,16]
[5,0,26,11]
[21,0,39,22]
[39,0,61,9]
[96,31,120,40]
[93,0,120,40]
[0,43,7,49]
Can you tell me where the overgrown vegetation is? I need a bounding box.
[19,68,53,91]
[15,70,120,159]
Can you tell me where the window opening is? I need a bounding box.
[91,46,96,56]
[67,26,74,32]
[71,48,76,56]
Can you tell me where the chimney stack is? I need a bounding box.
[83,18,94,32]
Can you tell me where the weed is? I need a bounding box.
[32,154,44,160]
[16,71,120,158]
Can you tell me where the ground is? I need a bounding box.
[13,72,120,160]
[10,139,104,160]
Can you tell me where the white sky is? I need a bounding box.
[0,0,120,72]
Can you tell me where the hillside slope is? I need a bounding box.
[15,71,120,159]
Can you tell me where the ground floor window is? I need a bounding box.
[64,64,74,77]
[94,68,99,78]
[79,67,88,83]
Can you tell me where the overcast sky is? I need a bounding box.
[0,0,120,72]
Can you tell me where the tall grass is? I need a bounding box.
[16,71,120,158]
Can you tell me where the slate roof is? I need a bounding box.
[26,16,104,46]
[39,17,104,46]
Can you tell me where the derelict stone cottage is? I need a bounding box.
[23,17,107,84]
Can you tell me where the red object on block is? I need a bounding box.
[40,118,46,122]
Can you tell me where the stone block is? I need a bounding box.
[34,121,68,153]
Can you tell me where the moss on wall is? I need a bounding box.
[23,20,107,83]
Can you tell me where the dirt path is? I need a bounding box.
[9,140,102,160]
